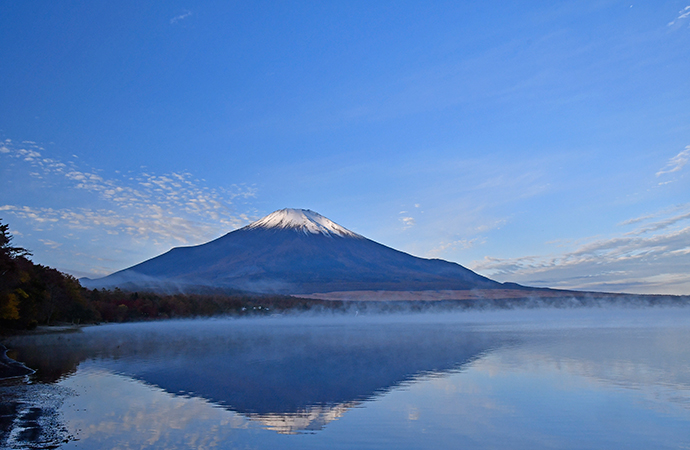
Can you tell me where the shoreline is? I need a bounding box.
[2,294,689,378]
[0,324,84,380]
[0,345,35,380]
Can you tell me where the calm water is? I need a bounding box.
[2,307,690,449]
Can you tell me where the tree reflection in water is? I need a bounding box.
[2,308,690,447]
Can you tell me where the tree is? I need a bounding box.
[0,219,31,321]
[1,220,101,329]
[0,220,31,263]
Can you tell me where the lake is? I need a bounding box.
[2,306,690,449]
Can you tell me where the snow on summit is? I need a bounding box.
[245,208,362,238]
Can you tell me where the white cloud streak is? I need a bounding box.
[428,238,482,257]
[0,205,245,246]
[668,6,690,26]
[472,205,690,294]
[38,239,63,249]
[656,145,690,177]
[0,141,257,268]
[400,216,416,229]
[170,10,192,24]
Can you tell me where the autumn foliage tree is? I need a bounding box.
[0,220,31,322]
[0,220,343,332]
[0,220,99,330]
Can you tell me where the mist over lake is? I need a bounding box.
[3,3,690,449]
[2,306,690,449]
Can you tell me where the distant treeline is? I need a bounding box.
[0,220,337,332]
[3,220,689,332]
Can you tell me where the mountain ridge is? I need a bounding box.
[83,208,508,295]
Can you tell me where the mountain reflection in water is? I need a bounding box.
[7,315,506,433]
[3,308,690,448]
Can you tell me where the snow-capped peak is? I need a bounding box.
[245,208,362,238]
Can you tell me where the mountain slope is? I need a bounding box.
[84,208,505,294]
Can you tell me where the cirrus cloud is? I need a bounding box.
[472,204,690,294]
[668,6,690,26]
[656,145,690,177]
[0,139,258,276]
[170,10,192,25]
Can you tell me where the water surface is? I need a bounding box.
[2,307,690,449]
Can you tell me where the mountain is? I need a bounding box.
[83,208,508,295]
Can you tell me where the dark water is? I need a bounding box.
[2,307,690,449]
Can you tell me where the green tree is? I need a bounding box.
[1,220,99,330]
[0,220,31,261]
[0,219,31,321]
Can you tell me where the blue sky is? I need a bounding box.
[2,1,690,294]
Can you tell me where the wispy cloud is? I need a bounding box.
[0,205,248,246]
[474,218,507,233]
[400,216,416,229]
[38,239,63,249]
[170,10,192,25]
[618,204,688,227]
[656,145,690,177]
[472,205,690,294]
[668,5,690,26]
[1,142,255,241]
[0,140,257,275]
[626,211,690,236]
[428,238,482,257]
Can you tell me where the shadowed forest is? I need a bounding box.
[0,220,331,332]
[4,219,690,333]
